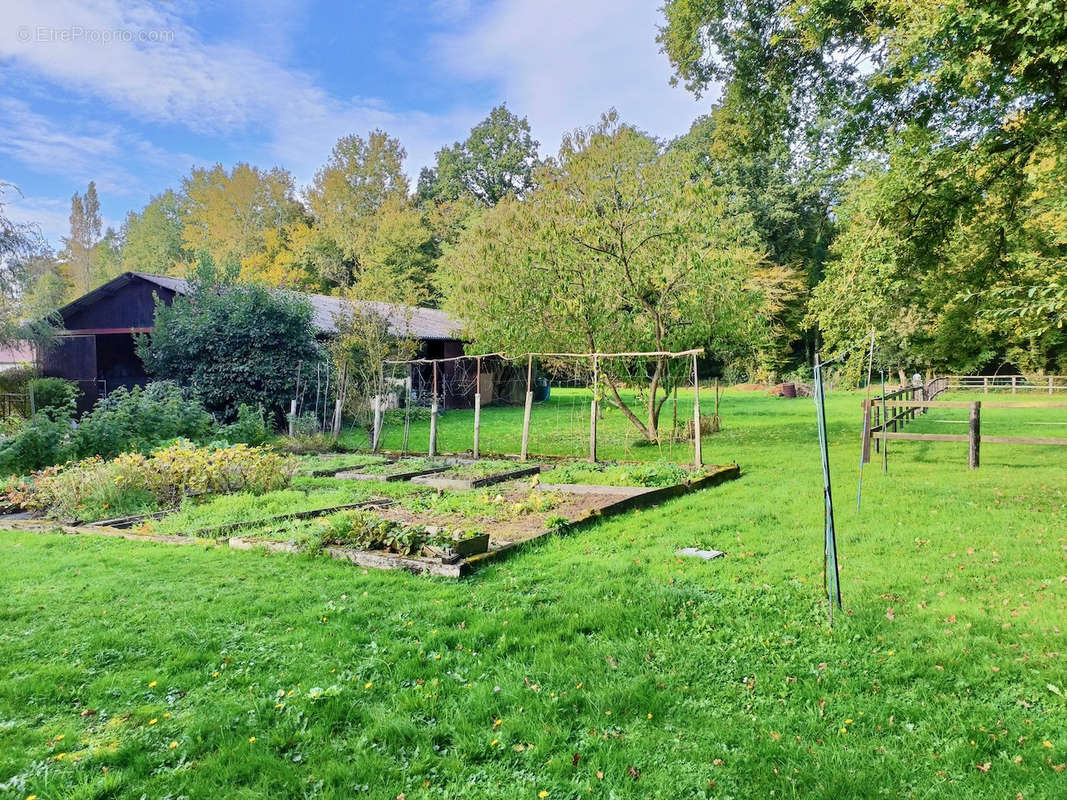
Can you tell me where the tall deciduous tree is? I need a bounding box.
[121,190,189,276]
[439,113,770,441]
[0,183,61,343]
[418,105,540,206]
[307,130,409,259]
[61,181,103,297]
[180,163,306,269]
[660,0,1067,373]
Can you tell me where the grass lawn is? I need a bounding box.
[1,390,1065,799]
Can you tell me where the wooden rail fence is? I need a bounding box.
[945,375,1067,394]
[861,393,1067,469]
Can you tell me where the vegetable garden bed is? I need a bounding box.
[336,456,460,482]
[5,462,741,577]
[409,458,541,489]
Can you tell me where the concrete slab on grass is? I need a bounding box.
[676,547,725,560]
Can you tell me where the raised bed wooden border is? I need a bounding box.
[410,464,542,490]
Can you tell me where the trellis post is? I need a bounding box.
[520,354,533,461]
[692,352,702,468]
[429,360,439,457]
[371,363,384,452]
[588,356,598,463]
[473,355,482,459]
[402,364,411,455]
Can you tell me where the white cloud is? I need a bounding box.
[0,0,712,228]
[0,0,476,187]
[433,0,711,155]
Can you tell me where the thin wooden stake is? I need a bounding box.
[880,371,888,474]
[692,352,702,467]
[968,401,981,469]
[473,355,482,459]
[520,354,533,461]
[589,355,598,463]
[331,361,348,442]
[402,364,411,455]
[429,360,439,457]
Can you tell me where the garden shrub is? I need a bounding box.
[113,441,296,506]
[219,404,272,446]
[10,442,297,519]
[136,276,322,421]
[27,377,79,418]
[74,382,216,459]
[0,413,74,476]
[8,458,155,521]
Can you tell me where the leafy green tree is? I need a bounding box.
[180,163,306,269]
[136,261,323,421]
[121,190,189,276]
[660,0,1067,373]
[672,108,827,374]
[0,184,62,344]
[60,181,103,298]
[307,130,410,259]
[418,105,540,206]
[439,112,770,441]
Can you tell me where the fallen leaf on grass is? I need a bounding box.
[976,762,991,773]
[595,771,604,780]
[627,765,640,781]
[572,753,580,767]
[886,608,895,621]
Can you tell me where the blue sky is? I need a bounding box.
[1,0,713,244]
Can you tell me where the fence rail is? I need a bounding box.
[861,393,1067,469]
[945,375,1067,394]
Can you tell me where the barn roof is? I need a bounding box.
[59,272,463,341]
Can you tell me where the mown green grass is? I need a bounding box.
[1,389,1065,799]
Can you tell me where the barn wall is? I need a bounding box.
[62,280,175,331]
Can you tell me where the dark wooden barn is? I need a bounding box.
[41,272,468,414]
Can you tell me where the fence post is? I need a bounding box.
[692,353,702,468]
[860,399,872,464]
[520,355,533,461]
[588,356,598,463]
[968,401,981,469]
[429,360,439,457]
[288,399,296,437]
[984,376,989,394]
[1011,375,1017,394]
[473,356,482,459]
[1051,376,1055,396]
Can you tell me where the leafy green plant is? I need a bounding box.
[137,272,323,421]
[312,509,479,556]
[10,442,296,519]
[219,404,272,446]
[113,441,296,507]
[8,457,156,521]
[545,460,698,487]
[0,412,74,476]
[74,382,216,459]
[27,377,79,418]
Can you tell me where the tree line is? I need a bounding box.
[3,0,1064,381]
